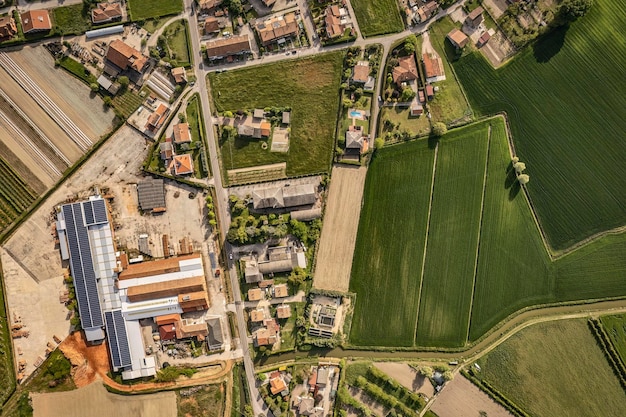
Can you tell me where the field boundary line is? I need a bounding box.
[412,142,438,346]
[465,126,492,343]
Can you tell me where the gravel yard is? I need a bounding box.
[313,166,367,292]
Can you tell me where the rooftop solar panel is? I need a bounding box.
[92,199,108,224]
[105,310,132,368]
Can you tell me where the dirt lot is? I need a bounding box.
[430,375,513,417]
[313,166,367,292]
[373,362,435,399]
[31,381,177,417]
[59,331,111,388]
[348,386,387,417]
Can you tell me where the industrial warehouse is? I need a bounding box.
[56,195,223,380]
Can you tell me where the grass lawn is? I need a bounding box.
[186,94,211,178]
[128,0,184,21]
[349,139,435,347]
[427,17,472,125]
[52,4,91,35]
[58,56,97,85]
[0,279,16,405]
[476,319,626,417]
[416,124,489,347]
[379,107,431,138]
[141,18,170,33]
[599,313,626,366]
[468,119,553,340]
[161,19,192,67]
[350,0,404,37]
[208,52,343,180]
[453,0,626,251]
[278,302,305,350]
[177,384,224,417]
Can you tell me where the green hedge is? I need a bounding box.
[587,319,626,390]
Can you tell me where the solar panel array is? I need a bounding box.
[82,199,108,226]
[105,310,132,368]
[62,203,104,330]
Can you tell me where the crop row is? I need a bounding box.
[587,319,626,390]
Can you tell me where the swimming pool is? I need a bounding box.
[350,110,362,118]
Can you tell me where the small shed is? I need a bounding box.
[137,178,166,213]
[282,111,290,125]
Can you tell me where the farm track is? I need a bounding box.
[0,52,92,152]
[0,96,64,177]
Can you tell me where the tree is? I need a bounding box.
[513,161,526,173]
[443,370,454,381]
[288,267,307,288]
[103,96,112,107]
[178,113,186,122]
[90,83,99,92]
[432,122,447,137]
[403,34,418,55]
[117,76,129,92]
[223,110,234,118]
[374,137,385,150]
[559,0,593,22]
[419,366,434,378]
[401,87,416,102]
[342,97,353,109]
[511,156,519,164]
[517,173,530,184]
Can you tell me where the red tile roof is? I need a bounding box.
[92,2,123,24]
[106,39,147,72]
[173,123,191,144]
[256,13,298,45]
[20,10,51,33]
[205,35,250,58]
[0,16,17,41]
[392,55,418,85]
[172,154,194,176]
[422,53,445,79]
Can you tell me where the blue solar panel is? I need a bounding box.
[105,310,132,368]
[83,201,95,225]
[92,199,108,224]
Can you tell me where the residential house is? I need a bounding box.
[414,1,438,24]
[345,125,365,154]
[276,304,291,319]
[237,117,271,139]
[106,39,148,74]
[248,288,263,301]
[447,28,469,49]
[198,0,223,14]
[477,31,491,47]
[298,397,324,417]
[242,256,263,283]
[205,35,251,59]
[92,2,123,24]
[422,52,445,83]
[317,367,330,387]
[20,10,51,34]
[145,103,170,133]
[255,13,298,46]
[160,140,174,161]
[466,6,484,28]
[253,327,278,346]
[274,284,288,298]
[264,318,280,333]
[0,16,17,41]
[171,154,194,176]
[324,5,343,38]
[262,0,276,6]
[171,67,187,84]
[252,183,317,210]
[351,60,369,84]
[392,55,418,86]
[250,308,266,322]
[269,375,288,395]
[203,16,220,35]
[172,123,191,144]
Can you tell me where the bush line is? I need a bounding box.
[587,319,626,391]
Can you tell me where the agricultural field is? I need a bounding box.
[416,125,489,347]
[0,157,38,231]
[208,52,343,180]
[350,139,435,347]
[111,90,144,119]
[128,0,184,21]
[475,319,626,417]
[350,0,404,36]
[599,313,626,365]
[349,117,626,348]
[453,0,626,251]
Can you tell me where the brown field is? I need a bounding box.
[32,381,177,417]
[430,375,513,417]
[373,362,434,398]
[348,386,387,417]
[313,165,367,292]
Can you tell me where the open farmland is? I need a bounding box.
[208,52,343,181]
[599,314,626,365]
[0,158,38,229]
[349,117,626,348]
[453,0,626,251]
[416,124,489,347]
[128,0,184,20]
[350,0,404,37]
[350,140,435,347]
[475,319,626,417]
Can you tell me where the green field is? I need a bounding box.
[58,56,97,85]
[0,157,38,232]
[208,52,343,180]
[177,384,224,417]
[453,0,626,251]
[476,319,626,417]
[128,0,184,21]
[350,140,435,347]
[350,117,626,347]
[52,4,91,35]
[599,314,626,365]
[111,90,143,119]
[350,0,404,37]
[160,19,192,67]
[416,124,489,347]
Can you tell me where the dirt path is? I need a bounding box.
[430,375,513,417]
[421,32,435,55]
[313,165,367,292]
